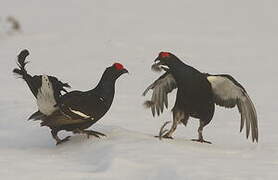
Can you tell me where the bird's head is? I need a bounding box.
[104,63,129,81]
[152,52,179,72]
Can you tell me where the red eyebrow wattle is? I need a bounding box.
[113,63,124,70]
[159,52,170,58]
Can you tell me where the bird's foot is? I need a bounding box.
[191,138,212,144]
[155,121,173,140]
[56,136,71,145]
[82,130,106,139]
[155,134,173,140]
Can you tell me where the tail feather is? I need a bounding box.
[13,49,30,78]
[13,49,41,97]
[28,111,46,121]
[60,82,71,93]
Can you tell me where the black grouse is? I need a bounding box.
[39,63,128,145]
[13,49,71,120]
[143,52,258,144]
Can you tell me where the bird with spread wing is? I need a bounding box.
[143,52,258,144]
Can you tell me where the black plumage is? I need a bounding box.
[143,52,258,143]
[13,49,71,119]
[39,63,128,145]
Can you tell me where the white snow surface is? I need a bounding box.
[1,0,278,179]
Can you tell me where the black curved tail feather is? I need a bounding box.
[13,49,41,97]
[13,49,30,78]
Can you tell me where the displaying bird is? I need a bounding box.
[39,63,128,145]
[143,52,258,144]
[13,49,71,120]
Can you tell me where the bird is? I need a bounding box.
[38,63,128,145]
[13,49,71,120]
[143,52,258,144]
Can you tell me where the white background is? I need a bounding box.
[0,0,277,179]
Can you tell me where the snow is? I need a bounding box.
[1,0,278,179]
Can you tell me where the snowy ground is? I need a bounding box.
[0,0,278,179]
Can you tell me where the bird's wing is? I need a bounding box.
[57,91,102,120]
[143,72,177,117]
[40,110,90,127]
[207,74,258,142]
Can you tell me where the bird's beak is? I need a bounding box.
[151,58,164,72]
[154,57,161,63]
[122,68,129,74]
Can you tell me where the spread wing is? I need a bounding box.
[143,72,177,117]
[207,74,258,142]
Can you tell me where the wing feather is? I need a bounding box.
[207,75,258,142]
[143,72,177,117]
[57,91,101,120]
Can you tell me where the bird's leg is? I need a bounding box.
[156,110,184,139]
[155,122,175,139]
[73,129,106,139]
[191,121,211,144]
[51,129,71,145]
[160,121,177,139]
[155,121,172,139]
[181,117,189,127]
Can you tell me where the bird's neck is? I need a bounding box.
[93,76,116,100]
[96,80,115,91]
[168,60,201,84]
